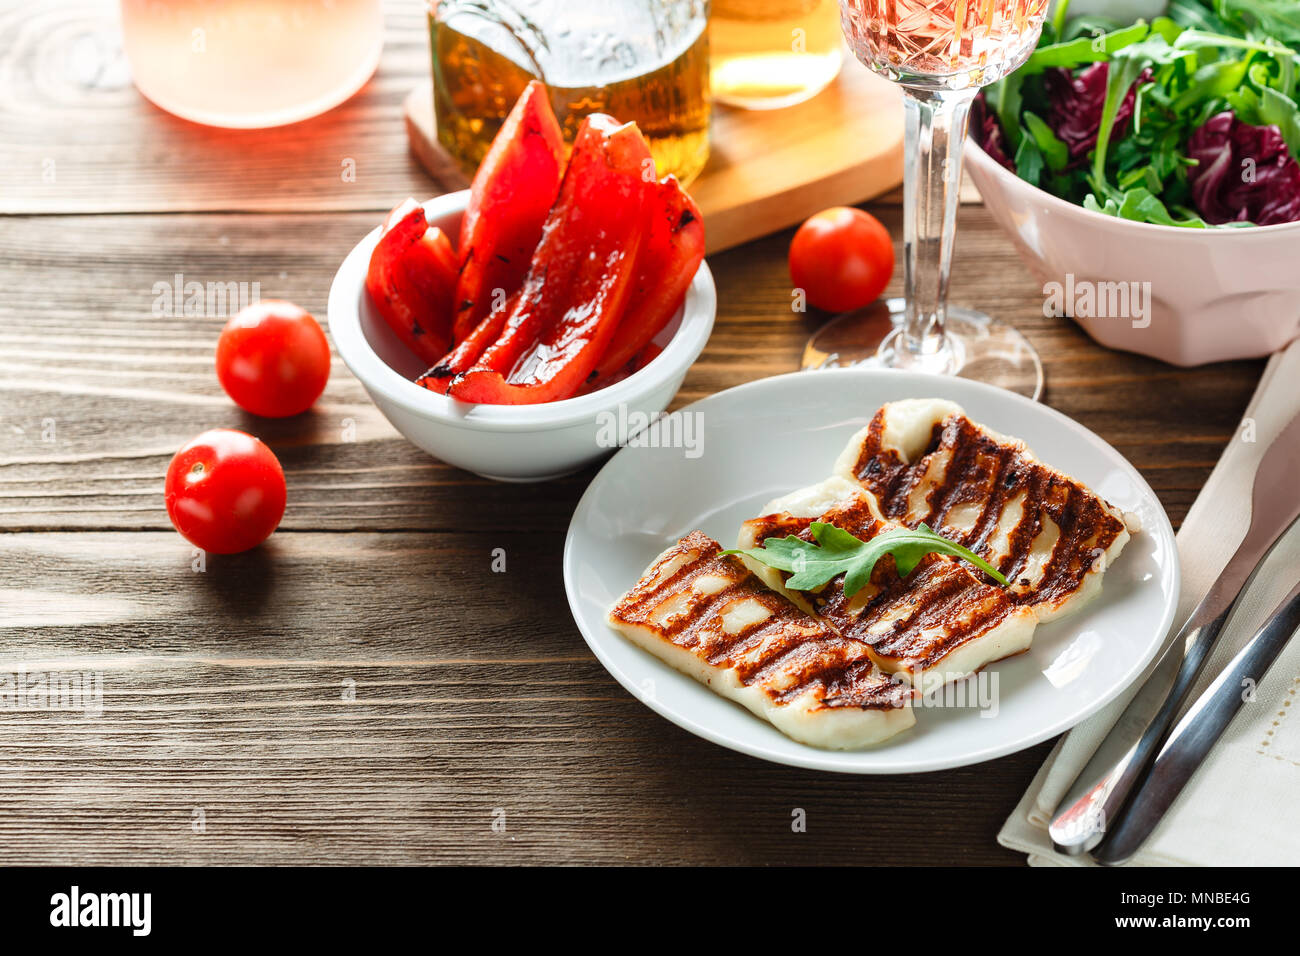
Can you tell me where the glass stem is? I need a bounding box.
[898,85,976,366]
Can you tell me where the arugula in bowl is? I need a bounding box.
[974,0,1300,227]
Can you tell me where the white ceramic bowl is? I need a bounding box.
[327,191,717,481]
[965,141,1300,366]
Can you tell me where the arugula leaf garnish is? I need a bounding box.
[724,522,1009,600]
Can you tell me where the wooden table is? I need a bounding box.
[0,0,1264,866]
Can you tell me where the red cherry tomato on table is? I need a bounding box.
[165,429,286,555]
[216,300,331,418]
[789,206,895,314]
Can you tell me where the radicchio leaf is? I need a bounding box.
[971,93,1016,172]
[1044,62,1152,163]
[1187,111,1300,226]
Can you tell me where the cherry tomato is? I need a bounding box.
[216,300,331,418]
[165,429,286,555]
[789,207,895,313]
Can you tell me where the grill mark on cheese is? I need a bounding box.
[609,531,910,712]
[740,499,1025,674]
[849,412,1127,611]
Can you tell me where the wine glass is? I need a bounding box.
[805,0,1049,399]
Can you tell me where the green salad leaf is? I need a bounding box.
[1092,33,1196,187]
[1021,21,1151,74]
[1219,0,1300,44]
[1168,0,1229,33]
[976,0,1300,228]
[1255,86,1300,153]
[1024,110,1071,171]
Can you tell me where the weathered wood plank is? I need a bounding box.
[0,532,1046,866]
[0,530,579,659]
[0,206,1264,534]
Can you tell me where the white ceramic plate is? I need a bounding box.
[563,369,1180,773]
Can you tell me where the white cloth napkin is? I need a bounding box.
[999,337,1300,866]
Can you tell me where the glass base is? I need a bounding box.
[802,297,1044,400]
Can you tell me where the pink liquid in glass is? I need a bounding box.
[841,0,1048,82]
[120,0,384,128]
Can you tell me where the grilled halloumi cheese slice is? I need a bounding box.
[834,399,1136,622]
[738,477,1037,694]
[608,530,915,749]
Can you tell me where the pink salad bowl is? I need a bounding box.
[965,141,1300,366]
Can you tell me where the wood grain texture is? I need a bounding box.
[0,205,1261,534]
[0,530,1055,865]
[0,0,1267,866]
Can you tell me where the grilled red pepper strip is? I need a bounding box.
[404,225,458,331]
[575,342,664,397]
[591,176,704,382]
[365,199,455,364]
[452,79,565,344]
[462,116,648,379]
[416,290,519,394]
[448,116,652,405]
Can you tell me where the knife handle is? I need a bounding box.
[1093,577,1300,864]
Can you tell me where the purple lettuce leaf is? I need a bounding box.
[1186,111,1300,226]
[1044,62,1152,164]
[971,93,1016,172]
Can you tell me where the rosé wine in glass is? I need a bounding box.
[805,0,1049,397]
[842,0,1048,84]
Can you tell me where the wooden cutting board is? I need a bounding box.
[404,64,904,255]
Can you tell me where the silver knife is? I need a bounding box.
[1093,574,1300,864]
[1048,408,1300,856]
